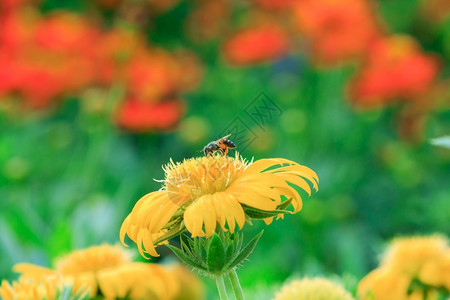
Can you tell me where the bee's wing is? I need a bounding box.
[221,134,231,140]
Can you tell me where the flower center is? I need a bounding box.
[163,153,247,200]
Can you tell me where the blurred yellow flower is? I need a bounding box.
[8,245,193,300]
[170,263,205,300]
[358,235,450,300]
[97,262,179,300]
[55,244,132,274]
[358,267,412,300]
[0,275,62,300]
[273,277,354,300]
[54,244,132,296]
[120,153,319,257]
[13,244,132,298]
[382,235,449,287]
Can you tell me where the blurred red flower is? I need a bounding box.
[0,10,101,108]
[0,10,35,55]
[115,98,184,132]
[125,50,182,101]
[293,0,380,65]
[348,35,440,108]
[33,13,99,56]
[222,22,289,65]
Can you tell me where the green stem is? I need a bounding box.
[228,268,245,300]
[216,274,229,300]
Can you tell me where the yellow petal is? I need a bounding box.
[273,166,319,190]
[148,200,179,233]
[12,263,55,279]
[211,193,227,231]
[0,281,14,300]
[137,229,152,259]
[184,196,212,237]
[276,173,312,195]
[120,215,131,247]
[212,192,245,233]
[264,217,274,225]
[242,159,284,175]
[229,189,277,211]
[131,191,166,224]
[201,195,218,237]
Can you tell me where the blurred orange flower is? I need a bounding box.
[115,98,184,132]
[348,35,440,108]
[125,50,181,101]
[293,0,380,65]
[222,22,289,65]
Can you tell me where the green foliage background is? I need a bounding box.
[1,0,449,298]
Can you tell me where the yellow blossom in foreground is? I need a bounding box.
[54,244,132,296]
[358,267,412,300]
[3,244,187,300]
[358,235,450,300]
[120,153,319,257]
[273,277,354,300]
[14,244,132,298]
[381,235,449,287]
[0,275,62,300]
[97,262,179,300]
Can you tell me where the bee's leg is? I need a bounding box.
[224,147,229,156]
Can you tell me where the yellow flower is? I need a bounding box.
[97,262,179,300]
[11,244,133,297]
[357,267,411,300]
[10,245,183,299]
[358,235,450,300]
[53,244,132,296]
[381,235,449,287]
[0,275,62,300]
[273,277,354,300]
[120,153,318,257]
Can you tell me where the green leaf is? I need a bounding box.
[225,240,235,263]
[207,232,226,273]
[180,233,194,251]
[167,244,208,272]
[277,198,293,211]
[242,205,290,219]
[75,289,90,300]
[154,222,185,245]
[227,230,264,270]
[199,238,208,262]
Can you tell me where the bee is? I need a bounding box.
[202,134,236,156]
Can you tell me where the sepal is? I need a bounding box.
[166,229,264,277]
